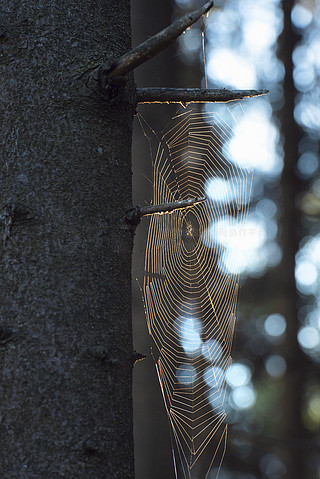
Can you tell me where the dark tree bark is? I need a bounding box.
[132,0,180,89]
[132,3,207,478]
[278,2,307,478]
[0,1,134,478]
[132,2,179,478]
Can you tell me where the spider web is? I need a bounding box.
[142,106,252,479]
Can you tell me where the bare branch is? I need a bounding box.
[126,197,206,226]
[140,197,206,216]
[137,87,269,104]
[105,1,214,79]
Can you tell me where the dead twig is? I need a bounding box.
[136,87,269,104]
[94,1,214,94]
[126,197,206,226]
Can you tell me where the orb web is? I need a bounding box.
[143,107,252,479]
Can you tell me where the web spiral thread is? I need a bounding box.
[143,108,252,479]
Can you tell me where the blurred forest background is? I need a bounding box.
[131,1,320,478]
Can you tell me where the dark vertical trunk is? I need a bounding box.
[0,1,134,478]
[132,3,177,477]
[132,0,183,89]
[132,3,207,478]
[278,2,306,478]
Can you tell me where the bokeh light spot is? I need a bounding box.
[176,364,197,385]
[298,326,320,350]
[291,4,313,29]
[225,108,281,175]
[260,453,287,478]
[308,393,320,424]
[230,386,256,410]
[226,363,251,388]
[265,355,286,377]
[295,259,318,294]
[202,339,223,363]
[207,49,256,89]
[175,316,202,356]
[204,366,224,388]
[297,152,318,177]
[264,314,286,338]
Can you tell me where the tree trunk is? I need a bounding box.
[0,1,134,478]
[132,2,178,477]
[132,3,207,478]
[278,2,306,478]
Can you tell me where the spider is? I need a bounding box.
[186,221,193,237]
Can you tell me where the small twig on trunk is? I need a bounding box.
[139,197,206,216]
[136,87,269,104]
[133,351,147,365]
[126,197,206,226]
[98,1,213,90]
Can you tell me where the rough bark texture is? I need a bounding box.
[0,1,134,478]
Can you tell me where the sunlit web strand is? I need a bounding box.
[143,106,253,479]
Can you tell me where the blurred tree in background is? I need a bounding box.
[132,1,320,478]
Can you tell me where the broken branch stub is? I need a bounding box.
[136,87,269,104]
[99,1,214,91]
[126,197,206,226]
